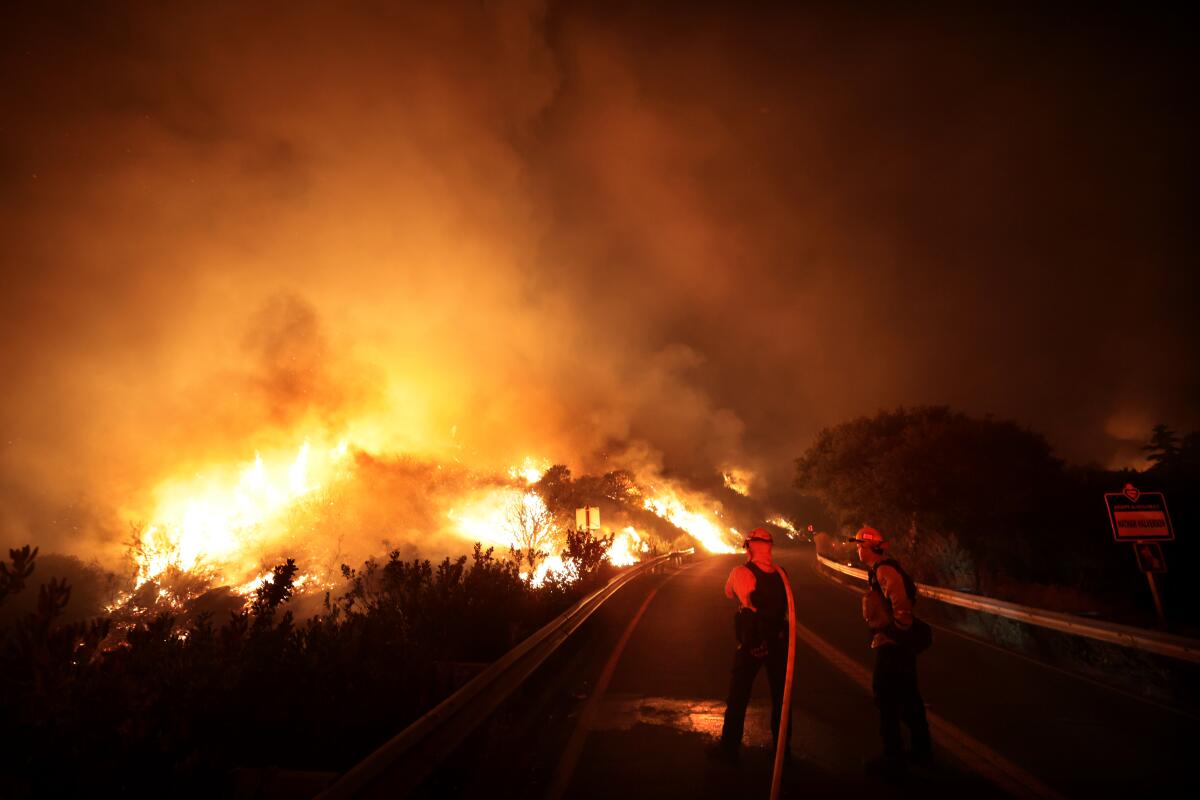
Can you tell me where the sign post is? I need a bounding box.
[1133,542,1168,623]
[1104,484,1173,626]
[575,506,600,532]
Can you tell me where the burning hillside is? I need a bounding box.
[105,426,765,620]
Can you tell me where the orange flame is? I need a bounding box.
[643,485,737,554]
[523,554,578,587]
[130,437,352,588]
[507,456,551,485]
[121,432,742,613]
[447,486,552,549]
[768,515,799,538]
[609,526,646,567]
[722,467,754,496]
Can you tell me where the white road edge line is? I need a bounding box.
[547,558,702,799]
[792,620,1065,800]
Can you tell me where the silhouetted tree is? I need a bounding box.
[1143,423,1181,473]
[796,407,1062,534]
[562,528,615,582]
[0,545,37,605]
[536,465,644,530]
[796,406,1066,588]
[251,558,300,617]
[535,464,578,528]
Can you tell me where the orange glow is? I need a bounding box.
[129,436,354,589]
[643,485,737,554]
[609,526,646,567]
[769,516,799,538]
[447,487,525,549]
[114,422,741,613]
[508,456,551,485]
[448,486,551,550]
[523,554,577,587]
[722,467,754,496]
[236,569,321,597]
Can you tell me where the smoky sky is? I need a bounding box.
[2,1,1196,558]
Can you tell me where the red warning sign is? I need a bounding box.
[1104,484,1174,542]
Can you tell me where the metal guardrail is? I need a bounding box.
[816,553,1200,664]
[318,550,690,799]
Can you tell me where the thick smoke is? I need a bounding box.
[1,2,1195,562]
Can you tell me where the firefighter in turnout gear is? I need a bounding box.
[852,526,932,776]
[710,528,792,763]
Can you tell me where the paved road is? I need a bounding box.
[552,545,1196,798]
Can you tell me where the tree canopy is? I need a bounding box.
[795,406,1063,540]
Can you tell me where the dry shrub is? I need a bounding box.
[900,529,977,592]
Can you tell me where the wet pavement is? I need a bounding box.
[561,553,1002,799]
[419,544,1197,798]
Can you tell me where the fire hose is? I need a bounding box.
[770,565,797,800]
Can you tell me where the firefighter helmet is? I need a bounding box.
[849,526,887,549]
[744,528,773,547]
